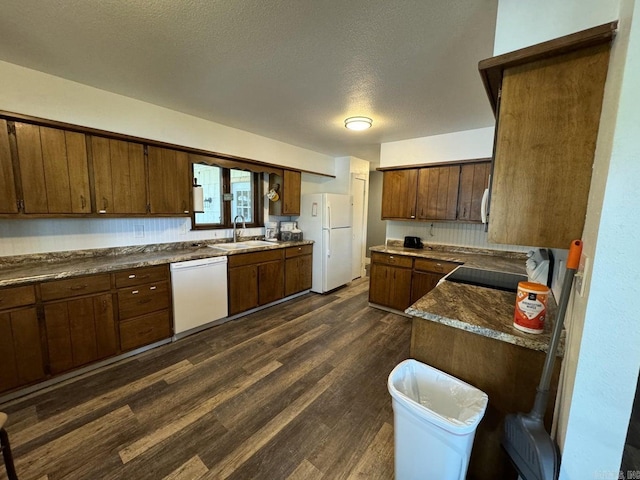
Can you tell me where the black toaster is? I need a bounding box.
[404,236,423,249]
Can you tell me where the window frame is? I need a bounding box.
[191,162,264,231]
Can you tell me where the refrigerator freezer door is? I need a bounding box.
[323,226,352,292]
[323,194,352,229]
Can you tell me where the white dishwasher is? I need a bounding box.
[170,256,228,338]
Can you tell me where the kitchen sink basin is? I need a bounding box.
[208,240,276,251]
[239,240,276,247]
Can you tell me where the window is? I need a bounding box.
[193,163,263,229]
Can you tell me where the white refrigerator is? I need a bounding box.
[297,193,352,293]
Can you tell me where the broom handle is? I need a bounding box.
[531,240,583,419]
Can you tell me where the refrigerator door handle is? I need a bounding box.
[327,228,331,257]
[327,203,331,229]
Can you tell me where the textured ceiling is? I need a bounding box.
[0,0,498,164]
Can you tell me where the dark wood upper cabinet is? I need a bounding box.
[381,162,488,223]
[147,146,190,215]
[416,165,460,221]
[268,169,301,216]
[15,123,91,214]
[381,169,419,219]
[458,162,490,222]
[91,136,147,214]
[0,119,18,214]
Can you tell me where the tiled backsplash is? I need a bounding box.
[0,218,263,257]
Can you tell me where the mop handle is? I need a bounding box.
[538,240,583,393]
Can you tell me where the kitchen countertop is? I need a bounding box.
[0,240,313,288]
[370,242,561,354]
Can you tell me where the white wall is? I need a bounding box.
[494,0,640,477]
[0,61,336,256]
[379,127,494,168]
[366,171,385,256]
[494,0,620,55]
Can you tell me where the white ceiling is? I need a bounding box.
[0,0,498,164]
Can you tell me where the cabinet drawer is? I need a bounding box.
[119,310,171,352]
[0,285,36,310]
[118,281,170,320]
[114,265,169,288]
[41,274,111,301]
[228,249,284,268]
[413,258,459,274]
[285,244,313,258]
[371,252,413,268]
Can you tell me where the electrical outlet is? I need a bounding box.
[575,254,589,297]
[134,224,144,238]
[180,221,187,235]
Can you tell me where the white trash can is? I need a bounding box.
[388,359,488,480]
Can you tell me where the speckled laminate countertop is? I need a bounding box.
[370,242,561,354]
[0,240,313,288]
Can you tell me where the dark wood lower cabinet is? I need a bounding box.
[410,258,459,304]
[228,250,285,316]
[0,307,45,392]
[369,252,414,311]
[119,310,172,352]
[285,254,312,296]
[228,264,259,315]
[410,271,443,304]
[0,266,173,396]
[369,263,412,311]
[44,293,117,375]
[258,260,284,305]
[116,265,173,352]
[370,252,460,312]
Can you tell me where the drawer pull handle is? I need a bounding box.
[132,290,139,295]
[149,286,157,290]
[70,284,88,291]
[128,274,150,280]
[128,274,136,279]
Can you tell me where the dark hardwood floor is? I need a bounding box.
[0,278,411,480]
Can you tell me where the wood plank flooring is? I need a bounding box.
[0,278,411,480]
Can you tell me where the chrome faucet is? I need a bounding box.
[233,215,246,242]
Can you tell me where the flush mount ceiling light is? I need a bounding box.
[344,116,372,131]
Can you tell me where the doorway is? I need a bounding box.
[351,174,367,280]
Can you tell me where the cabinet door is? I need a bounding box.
[381,169,419,219]
[489,44,610,248]
[92,136,147,214]
[44,294,116,375]
[268,170,301,216]
[282,170,301,215]
[148,146,190,214]
[387,266,413,311]
[285,255,312,296]
[411,271,444,304]
[15,123,90,214]
[0,307,45,393]
[228,265,259,315]
[458,162,490,222]
[416,165,460,220]
[258,260,284,305]
[368,263,389,306]
[0,120,19,214]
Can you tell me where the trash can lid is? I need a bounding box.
[388,359,488,434]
